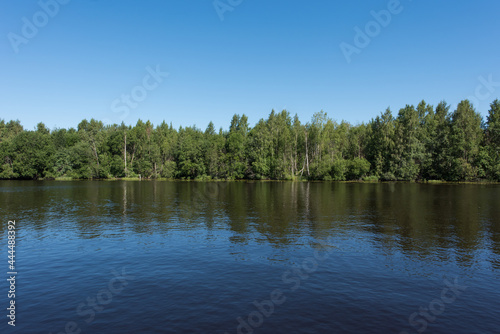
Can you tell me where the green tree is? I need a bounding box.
[448,100,484,180]
[392,105,424,180]
[176,126,206,179]
[0,98,497,181]
[77,119,106,178]
[485,99,500,180]
[225,114,249,179]
[367,108,395,180]
[10,126,55,179]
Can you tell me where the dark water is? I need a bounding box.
[0,181,499,334]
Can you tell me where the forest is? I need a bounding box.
[0,99,499,182]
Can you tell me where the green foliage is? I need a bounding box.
[380,172,397,181]
[328,159,347,181]
[448,100,484,181]
[347,158,371,180]
[10,129,55,179]
[367,108,395,176]
[484,100,500,181]
[0,99,498,182]
[392,105,425,180]
[160,160,177,178]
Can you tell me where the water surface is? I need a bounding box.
[0,181,498,333]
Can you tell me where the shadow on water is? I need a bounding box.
[0,180,499,267]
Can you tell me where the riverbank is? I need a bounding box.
[11,176,499,184]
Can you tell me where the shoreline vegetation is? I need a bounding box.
[42,177,498,185]
[1,99,499,182]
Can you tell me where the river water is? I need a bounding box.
[0,181,498,333]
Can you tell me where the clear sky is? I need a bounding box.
[1,0,499,131]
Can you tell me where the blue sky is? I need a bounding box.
[1,0,499,131]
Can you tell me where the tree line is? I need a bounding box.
[1,99,499,181]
